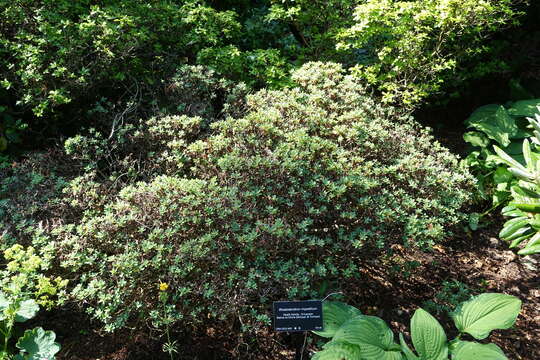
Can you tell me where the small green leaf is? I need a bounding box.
[501,205,524,217]
[522,139,533,169]
[493,145,528,173]
[509,202,540,213]
[468,213,480,231]
[499,216,528,240]
[512,185,540,199]
[15,327,61,360]
[530,216,540,230]
[451,341,507,360]
[410,309,448,360]
[507,167,534,181]
[15,300,39,323]
[313,301,362,338]
[509,233,534,249]
[493,167,513,185]
[463,132,490,148]
[517,244,540,255]
[451,293,521,340]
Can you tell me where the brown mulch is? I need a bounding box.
[43,218,538,360]
[340,224,540,360]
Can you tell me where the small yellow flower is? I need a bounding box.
[159,282,169,291]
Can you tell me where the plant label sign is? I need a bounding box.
[273,300,323,332]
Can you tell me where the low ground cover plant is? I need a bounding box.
[422,280,474,316]
[0,245,66,360]
[312,293,522,360]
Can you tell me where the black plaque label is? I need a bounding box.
[273,300,323,332]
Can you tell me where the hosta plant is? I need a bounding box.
[0,245,66,359]
[312,293,521,360]
[463,98,540,207]
[494,110,540,255]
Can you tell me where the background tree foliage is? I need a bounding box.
[338,0,520,106]
[0,1,524,145]
[0,0,241,117]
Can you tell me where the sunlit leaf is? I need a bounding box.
[451,293,521,340]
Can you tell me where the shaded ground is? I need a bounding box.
[40,215,538,360]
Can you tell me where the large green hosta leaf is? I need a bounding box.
[451,341,507,360]
[508,99,540,117]
[312,341,362,360]
[451,294,521,340]
[518,243,540,255]
[15,327,61,360]
[410,309,448,360]
[465,104,499,127]
[332,315,401,360]
[466,105,517,147]
[313,301,362,338]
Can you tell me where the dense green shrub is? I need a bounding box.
[160,64,249,120]
[45,63,474,332]
[0,0,526,154]
[337,0,521,106]
[62,65,248,185]
[196,46,292,88]
[238,3,296,53]
[1,65,246,246]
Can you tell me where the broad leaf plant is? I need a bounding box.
[311,293,521,360]
[494,109,540,255]
[0,245,65,359]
